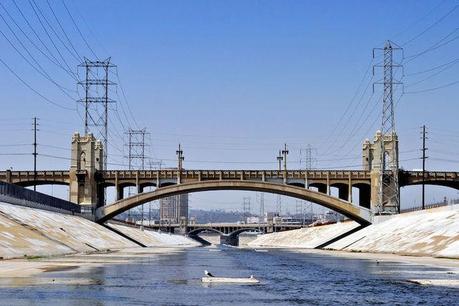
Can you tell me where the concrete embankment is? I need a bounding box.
[0,202,197,259]
[326,205,459,258]
[106,222,200,247]
[248,221,360,248]
[248,205,459,259]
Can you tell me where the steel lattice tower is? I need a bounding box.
[126,128,149,171]
[373,41,403,213]
[125,128,149,222]
[242,197,251,222]
[78,58,116,170]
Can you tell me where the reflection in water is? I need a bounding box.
[0,247,457,305]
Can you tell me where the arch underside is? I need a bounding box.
[401,181,459,190]
[15,180,69,187]
[188,227,261,237]
[96,180,372,225]
[188,228,224,236]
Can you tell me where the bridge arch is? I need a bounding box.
[188,228,224,236]
[96,180,371,225]
[227,228,262,237]
[15,180,69,188]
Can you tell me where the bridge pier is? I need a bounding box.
[220,234,238,247]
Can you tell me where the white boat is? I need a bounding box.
[201,276,260,284]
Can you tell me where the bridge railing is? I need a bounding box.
[400,198,459,213]
[0,181,80,214]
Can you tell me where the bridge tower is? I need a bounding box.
[69,133,104,214]
[363,131,399,213]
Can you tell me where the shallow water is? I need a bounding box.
[0,247,457,305]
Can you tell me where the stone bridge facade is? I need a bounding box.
[0,133,458,221]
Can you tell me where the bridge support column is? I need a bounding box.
[220,234,238,247]
[6,170,11,183]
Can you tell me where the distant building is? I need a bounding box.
[246,216,260,224]
[160,194,188,224]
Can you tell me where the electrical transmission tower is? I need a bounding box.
[242,197,251,223]
[300,144,316,170]
[373,41,403,214]
[125,128,150,223]
[257,192,265,223]
[126,128,149,170]
[78,58,116,170]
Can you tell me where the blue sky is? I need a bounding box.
[0,0,458,212]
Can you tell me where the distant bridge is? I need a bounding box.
[111,220,305,246]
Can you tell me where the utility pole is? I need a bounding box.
[125,128,149,224]
[32,117,39,191]
[421,125,428,210]
[78,58,116,170]
[282,143,289,171]
[176,144,184,171]
[373,40,403,214]
[276,150,283,216]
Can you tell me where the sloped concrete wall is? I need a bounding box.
[248,221,360,248]
[0,202,136,253]
[0,211,74,259]
[107,223,200,247]
[327,205,459,258]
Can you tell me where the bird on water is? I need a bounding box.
[204,270,214,277]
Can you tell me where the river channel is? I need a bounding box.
[0,247,457,305]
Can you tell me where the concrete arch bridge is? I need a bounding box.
[96,180,373,225]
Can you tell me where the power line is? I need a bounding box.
[402,4,459,46]
[0,14,78,98]
[405,27,459,63]
[30,0,81,63]
[11,0,77,79]
[0,57,75,110]
[61,0,99,60]
[405,79,459,94]
[407,57,459,76]
[0,2,77,80]
[44,0,83,62]
[24,0,77,76]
